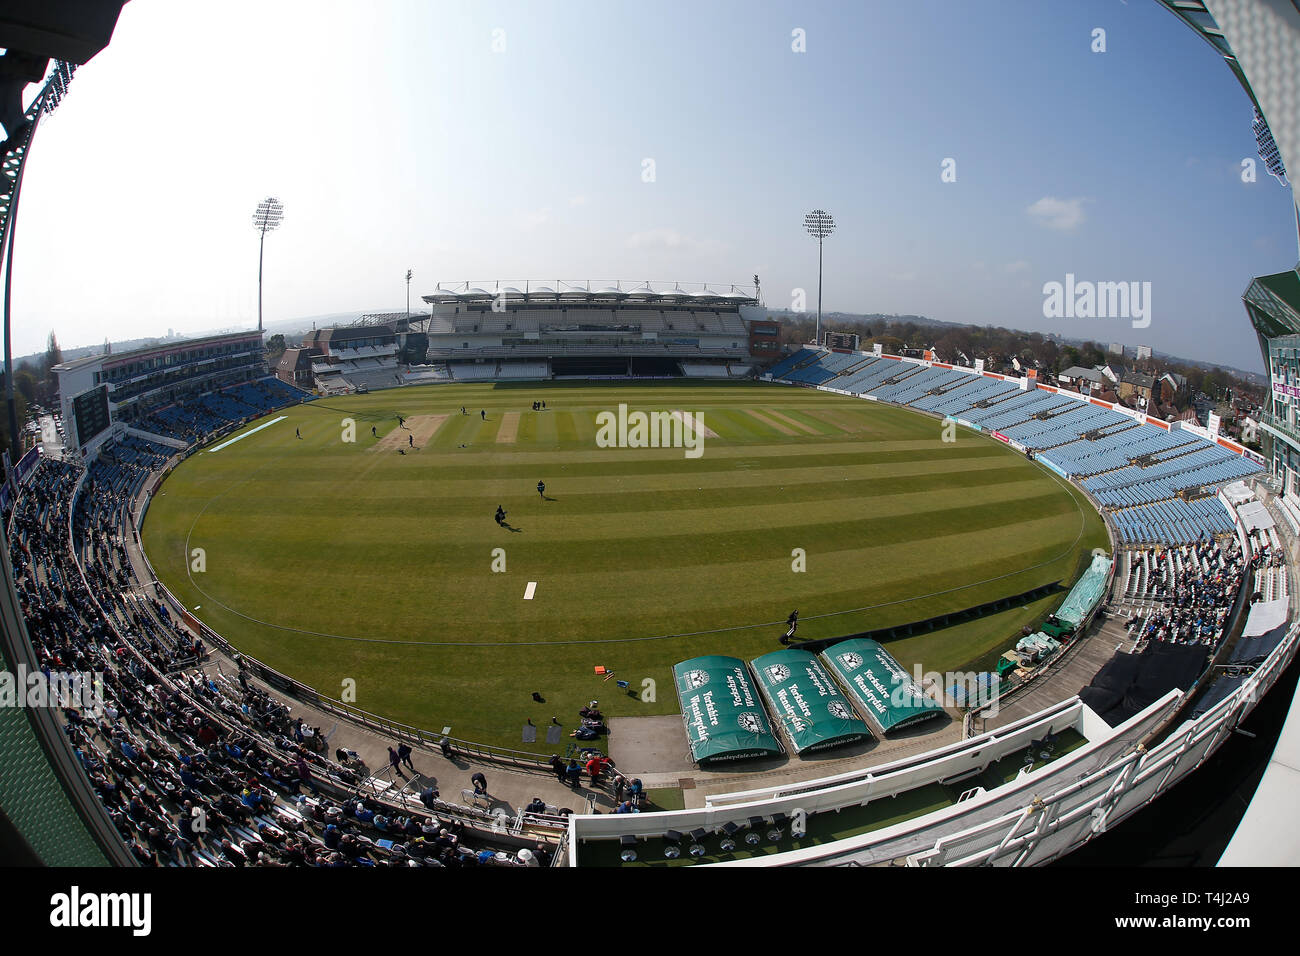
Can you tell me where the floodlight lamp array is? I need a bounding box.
[42,62,77,115]
[804,208,835,239]
[252,197,285,233]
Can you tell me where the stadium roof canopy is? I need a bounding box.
[1156,1,1297,190]
[422,281,758,306]
[51,329,263,374]
[1157,1,1257,108]
[1244,266,1300,339]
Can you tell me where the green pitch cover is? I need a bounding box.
[673,656,783,765]
[1055,553,1111,627]
[750,649,873,754]
[821,639,944,734]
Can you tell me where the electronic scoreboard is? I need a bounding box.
[72,385,111,448]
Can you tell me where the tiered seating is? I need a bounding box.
[914,375,1012,415]
[1036,422,1142,475]
[496,361,549,379]
[1051,429,1199,479]
[785,351,851,385]
[999,403,1121,448]
[85,435,175,507]
[764,348,823,380]
[1086,448,1258,509]
[965,392,1071,433]
[402,366,452,384]
[449,363,501,381]
[1276,495,1300,535]
[839,358,916,394]
[1117,540,1246,651]
[681,363,732,378]
[6,457,558,868]
[867,363,939,402]
[766,349,1263,546]
[1110,497,1236,544]
[340,364,403,392]
[877,366,961,405]
[1253,562,1289,603]
[718,313,747,335]
[137,377,305,445]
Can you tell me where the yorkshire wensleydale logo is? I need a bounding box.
[736,712,764,734]
[838,652,863,671]
[595,403,705,458]
[683,669,710,689]
[764,663,791,683]
[50,887,151,937]
[826,700,853,720]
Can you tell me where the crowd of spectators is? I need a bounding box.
[5,435,561,866]
[135,377,304,446]
[1125,539,1245,649]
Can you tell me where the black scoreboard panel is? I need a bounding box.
[73,385,111,447]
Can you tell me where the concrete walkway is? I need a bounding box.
[38,413,64,456]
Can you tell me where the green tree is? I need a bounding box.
[42,330,62,376]
[14,361,38,405]
[0,376,29,459]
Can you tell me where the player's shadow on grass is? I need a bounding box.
[540,495,557,502]
[498,522,523,533]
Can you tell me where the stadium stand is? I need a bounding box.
[1114,539,1246,651]
[3,449,565,867]
[137,378,305,446]
[767,349,1262,546]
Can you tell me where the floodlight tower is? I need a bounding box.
[803,208,835,345]
[251,197,284,332]
[406,269,413,317]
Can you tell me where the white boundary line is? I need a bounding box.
[207,416,287,452]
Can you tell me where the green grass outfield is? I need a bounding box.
[140,381,1108,751]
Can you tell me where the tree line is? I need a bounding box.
[772,314,1262,409]
[0,331,63,458]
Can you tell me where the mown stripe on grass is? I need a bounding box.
[143,381,1107,749]
[555,410,580,443]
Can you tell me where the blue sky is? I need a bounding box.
[11,0,1297,371]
